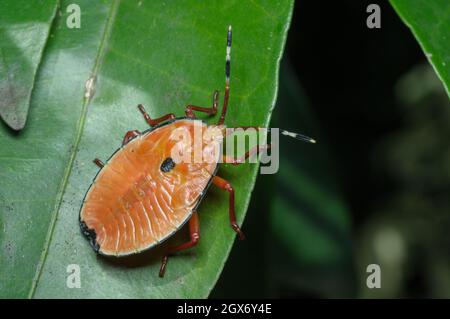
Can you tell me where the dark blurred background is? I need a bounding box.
[212,0,450,298]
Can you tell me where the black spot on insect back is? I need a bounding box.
[160,157,176,173]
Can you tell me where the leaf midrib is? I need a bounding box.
[28,0,121,298]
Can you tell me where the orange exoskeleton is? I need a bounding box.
[79,26,315,277]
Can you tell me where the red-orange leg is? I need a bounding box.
[159,212,200,278]
[212,176,245,240]
[122,130,141,146]
[137,104,175,127]
[222,144,271,165]
[93,158,104,168]
[185,90,219,118]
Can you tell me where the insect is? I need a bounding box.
[79,26,315,278]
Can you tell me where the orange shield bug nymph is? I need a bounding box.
[79,26,315,277]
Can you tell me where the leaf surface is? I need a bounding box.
[0,0,58,130]
[0,0,294,298]
[391,0,450,96]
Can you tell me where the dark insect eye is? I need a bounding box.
[160,157,176,172]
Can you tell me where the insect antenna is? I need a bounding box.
[226,126,316,144]
[218,25,232,125]
[279,129,316,143]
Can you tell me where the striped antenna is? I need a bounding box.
[225,25,232,85]
[227,126,316,144]
[280,129,316,143]
[218,26,232,125]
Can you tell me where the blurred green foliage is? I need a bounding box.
[214,0,450,298]
[268,62,354,298]
[213,61,355,298]
[357,63,450,298]
[215,45,450,299]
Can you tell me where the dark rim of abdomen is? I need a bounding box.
[80,220,100,252]
[79,117,220,257]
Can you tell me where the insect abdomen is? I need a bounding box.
[80,119,219,256]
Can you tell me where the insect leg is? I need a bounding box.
[212,176,245,240]
[137,104,175,127]
[122,130,141,146]
[222,144,271,165]
[185,90,219,118]
[93,158,104,168]
[159,212,200,278]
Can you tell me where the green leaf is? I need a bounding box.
[390,0,450,97]
[0,0,294,298]
[212,62,354,298]
[0,0,59,130]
